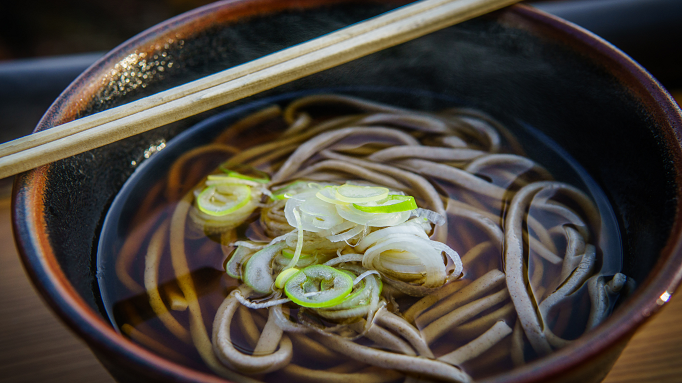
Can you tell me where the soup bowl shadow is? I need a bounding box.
[11,0,682,382]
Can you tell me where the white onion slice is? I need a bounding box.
[205,176,263,187]
[324,253,364,266]
[266,231,297,247]
[353,270,381,286]
[326,225,364,243]
[413,208,447,226]
[299,197,336,217]
[336,204,410,227]
[335,184,389,203]
[282,209,305,271]
[379,258,425,274]
[430,240,463,278]
[285,190,345,232]
[329,221,357,235]
[361,230,451,288]
[379,240,444,287]
[355,222,429,252]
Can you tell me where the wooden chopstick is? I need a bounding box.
[0,0,460,160]
[0,0,520,179]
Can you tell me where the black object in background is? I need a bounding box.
[535,0,682,89]
[0,53,103,145]
[0,0,680,144]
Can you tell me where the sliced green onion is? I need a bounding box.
[315,186,348,205]
[299,197,337,217]
[225,245,255,279]
[353,195,418,213]
[275,267,299,289]
[326,225,364,243]
[335,184,389,203]
[336,204,411,227]
[206,175,262,187]
[414,208,447,226]
[284,191,344,232]
[270,181,308,200]
[282,248,313,259]
[219,164,269,182]
[243,242,287,294]
[275,253,317,268]
[225,171,269,184]
[283,209,305,271]
[315,267,383,315]
[331,274,368,308]
[284,265,354,308]
[196,184,251,216]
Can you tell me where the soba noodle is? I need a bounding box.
[106,94,630,382]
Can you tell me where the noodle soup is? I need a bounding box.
[97,93,630,382]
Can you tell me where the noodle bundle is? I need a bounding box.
[108,94,632,382]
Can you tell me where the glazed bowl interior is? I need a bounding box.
[12,1,682,382]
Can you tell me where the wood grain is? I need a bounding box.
[0,198,114,383]
[603,289,682,383]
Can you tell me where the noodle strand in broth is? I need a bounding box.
[101,94,631,382]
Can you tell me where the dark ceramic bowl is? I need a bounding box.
[12,0,682,382]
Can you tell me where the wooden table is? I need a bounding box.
[1,95,682,383]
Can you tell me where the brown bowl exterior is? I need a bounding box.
[12,0,682,382]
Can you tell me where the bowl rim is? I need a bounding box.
[12,0,682,382]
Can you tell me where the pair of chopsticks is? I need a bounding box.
[0,0,520,179]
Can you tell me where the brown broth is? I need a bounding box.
[97,95,623,382]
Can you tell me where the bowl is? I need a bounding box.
[12,0,682,382]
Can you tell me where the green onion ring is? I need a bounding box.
[284,265,354,308]
[353,195,417,213]
[196,184,252,216]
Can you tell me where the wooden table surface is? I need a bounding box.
[1,94,681,383]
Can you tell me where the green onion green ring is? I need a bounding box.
[284,265,354,308]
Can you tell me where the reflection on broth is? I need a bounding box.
[98,94,633,382]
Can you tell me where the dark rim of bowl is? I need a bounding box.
[11,1,682,382]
